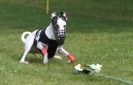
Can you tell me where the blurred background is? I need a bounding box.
[1,0,133,32]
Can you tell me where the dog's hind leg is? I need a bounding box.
[20,34,35,64]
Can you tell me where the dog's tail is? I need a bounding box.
[21,31,32,43]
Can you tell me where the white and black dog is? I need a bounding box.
[20,12,76,64]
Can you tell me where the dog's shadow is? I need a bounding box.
[17,53,42,64]
[17,53,64,64]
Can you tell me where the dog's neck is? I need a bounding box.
[45,23,56,40]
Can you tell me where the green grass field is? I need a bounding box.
[0,0,133,85]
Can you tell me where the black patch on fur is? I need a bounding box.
[34,29,60,58]
[47,40,58,58]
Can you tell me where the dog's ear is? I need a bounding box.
[61,12,66,17]
[61,12,68,21]
[51,12,57,18]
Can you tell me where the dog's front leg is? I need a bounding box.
[57,46,76,63]
[37,42,48,64]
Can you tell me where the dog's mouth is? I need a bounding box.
[53,29,66,45]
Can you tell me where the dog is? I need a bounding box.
[20,12,76,64]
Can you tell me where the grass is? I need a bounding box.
[0,0,133,85]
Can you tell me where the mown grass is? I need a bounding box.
[0,0,133,85]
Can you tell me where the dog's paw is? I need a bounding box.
[67,60,73,64]
[43,56,48,64]
[54,55,62,60]
[19,61,29,64]
[43,62,48,64]
[43,60,48,64]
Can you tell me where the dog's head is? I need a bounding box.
[51,12,67,45]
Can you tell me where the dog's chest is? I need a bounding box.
[31,29,59,58]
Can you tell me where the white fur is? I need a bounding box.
[54,55,62,60]
[57,46,69,56]
[45,23,56,40]
[63,12,66,17]
[21,32,32,43]
[51,12,56,18]
[20,30,37,64]
[20,29,70,64]
[57,18,66,30]
[20,13,71,64]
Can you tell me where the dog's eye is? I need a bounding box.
[56,24,59,27]
[54,24,59,29]
[64,25,66,27]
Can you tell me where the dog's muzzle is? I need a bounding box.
[54,29,66,45]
